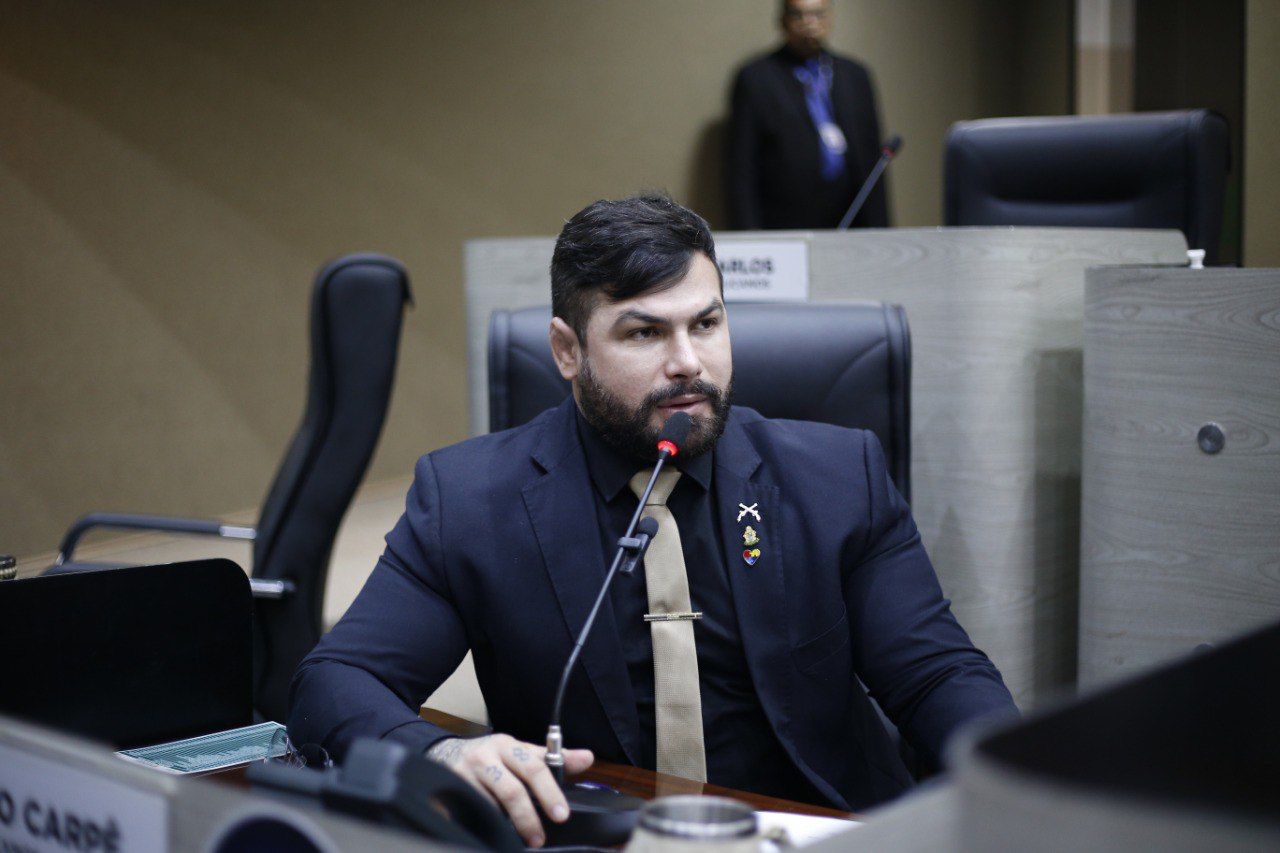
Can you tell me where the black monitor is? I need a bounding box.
[977,618,1280,824]
[0,559,252,748]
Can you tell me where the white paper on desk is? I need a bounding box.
[757,810,860,849]
[116,721,287,773]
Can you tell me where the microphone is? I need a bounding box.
[540,412,691,845]
[837,134,903,230]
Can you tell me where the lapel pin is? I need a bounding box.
[736,502,761,523]
[742,547,761,566]
[742,526,759,547]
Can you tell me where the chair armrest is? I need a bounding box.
[55,512,256,565]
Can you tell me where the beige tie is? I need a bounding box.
[629,468,707,782]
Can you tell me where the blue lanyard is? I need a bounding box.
[792,55,834,100]
[792,55,846,179]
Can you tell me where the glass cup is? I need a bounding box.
[625,796,760,853]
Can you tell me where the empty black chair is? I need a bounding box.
[48,254,413,722]
[488,301,910,500]
[945,110,1229,262]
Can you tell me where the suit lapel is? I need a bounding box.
[829,60,856,138]
[521,400,642,764]
[714,415,850,804]
[714,417,795,744]
[781,70,817,131]
[829,61,871,168]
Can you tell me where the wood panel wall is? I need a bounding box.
[1080,266,1280,686]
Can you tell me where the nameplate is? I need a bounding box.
[0,743,167,852]
[716,240,809,302]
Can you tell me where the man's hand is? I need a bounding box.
[426,733,594,848]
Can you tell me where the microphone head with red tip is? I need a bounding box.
[882,135,903,157]
[656,411,692,457]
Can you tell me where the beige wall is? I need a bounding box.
[1075,0,1134,114]
[1245,0,1280,267]
[0,1,1070,557]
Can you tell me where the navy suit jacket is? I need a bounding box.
[289,397,1015,810]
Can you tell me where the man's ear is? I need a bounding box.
[549,317,583,381]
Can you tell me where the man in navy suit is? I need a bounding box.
[290,195,1015,847]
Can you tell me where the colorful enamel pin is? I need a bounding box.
[742,525,761,566]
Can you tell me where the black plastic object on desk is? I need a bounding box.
[971,618,1280,836]
[248,738,527,852]
[0,559,253,748]
[538,781,645,847]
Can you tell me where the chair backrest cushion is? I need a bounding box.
[252,254,411,719]
[488,301,911,499]
[944,110,1228,261]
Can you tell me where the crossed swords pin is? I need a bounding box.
[737,504,762,566]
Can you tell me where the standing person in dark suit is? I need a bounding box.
[728,0,889,229]
[289,195,1013,848]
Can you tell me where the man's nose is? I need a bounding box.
[664,332,703,380]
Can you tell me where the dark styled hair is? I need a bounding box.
[550,194,720,344]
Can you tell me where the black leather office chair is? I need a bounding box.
[47,254,413,723]
[944,110,1229,262]
[488,301,911,501]
[490,300,918,777]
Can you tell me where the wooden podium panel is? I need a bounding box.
[465,227,1187,708]
[1080,266,1280,686]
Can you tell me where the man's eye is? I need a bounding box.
[628,327,658,341]
[696,317,720,331]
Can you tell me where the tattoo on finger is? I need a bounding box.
[512,747,530,762]
[484,765,504,783]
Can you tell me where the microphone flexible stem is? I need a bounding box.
[837,152,891,230]
[547,452,670,773]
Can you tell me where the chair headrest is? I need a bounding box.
[489,301,912,498]
[945,110,1228,259]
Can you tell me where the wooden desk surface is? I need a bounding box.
[206,710,855,822]
[419,709,856,821]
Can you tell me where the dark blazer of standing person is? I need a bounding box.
[728,0,889,230]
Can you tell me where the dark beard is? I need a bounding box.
[576,361,732,463]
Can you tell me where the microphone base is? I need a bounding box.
[542,783,644,847]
